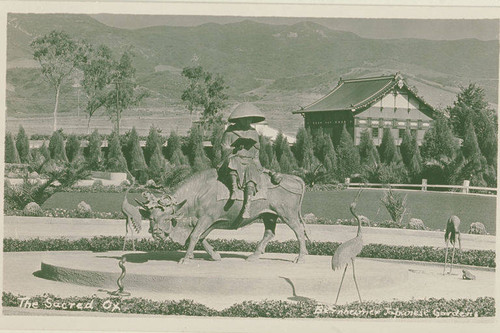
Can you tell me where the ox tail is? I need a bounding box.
[297,178,311,242]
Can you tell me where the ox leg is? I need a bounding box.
[179,216,213,264]
[199,225,221,261]
[283,215,308,264]
[247,215,277,261]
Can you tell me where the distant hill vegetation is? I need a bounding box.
[6,14,499,134]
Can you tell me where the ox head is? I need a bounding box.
[137,192,187,243]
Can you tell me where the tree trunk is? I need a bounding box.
[87,115,91,135]
[116,109,120,135]
[53,85,61,132]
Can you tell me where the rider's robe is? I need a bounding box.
[219,124,262,191]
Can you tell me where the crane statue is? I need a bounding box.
[443,215,461,275]
[121,186,142,251]
[331,189,364,304]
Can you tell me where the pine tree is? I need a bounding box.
[86,129,103,171]
[336,124,360,180]
[399,129,415,169]
[278,138,298,173]
[49,130,68,162]
[358,129,379,167]
[39,141,50,160]
[188,125,210,172]
[322,135,337,173]
[16,126,30,163]
[312,131,328,162]
[270,150,281,172]
[124,127,147,174]
[170,147,189,166]
[273,131,285,162]
[462,122,482,160]
[65,134,81,163]
[379,128,397,164]
[210,121,226,168]
[106,131,128,172]
[148,144,168,182]
[166,130,182,161]
[144,126,164,166]
[295,128,315,170]
[259,135,271,169]
[5,133,20,164]
[421,116,459,162]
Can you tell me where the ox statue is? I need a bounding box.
[138,169,309,264]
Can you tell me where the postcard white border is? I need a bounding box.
[0,1,499,332]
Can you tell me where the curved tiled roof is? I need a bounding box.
[293,73,435,117]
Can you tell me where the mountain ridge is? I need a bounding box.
[5,13,498,136]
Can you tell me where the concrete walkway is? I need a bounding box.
[3,216,496,250]
[3,251,495,310]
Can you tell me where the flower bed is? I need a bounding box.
[5,208,125,219]
[3,237,495,267]
[2,292,494,318]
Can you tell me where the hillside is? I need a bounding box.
[5,14,499,137]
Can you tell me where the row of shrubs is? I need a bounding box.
[2,292,494,318]
[3,237,495,267]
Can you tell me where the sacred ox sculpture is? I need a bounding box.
[137,169,309,264]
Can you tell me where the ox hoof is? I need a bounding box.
[293,256,306,264]
[210,252,222,261]
[246,253,261,262]
[178,257,194,264]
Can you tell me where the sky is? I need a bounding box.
[91,15,499,41]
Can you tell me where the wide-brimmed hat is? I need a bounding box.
[228,103,266,123]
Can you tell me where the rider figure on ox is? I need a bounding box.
[218,103,281,219]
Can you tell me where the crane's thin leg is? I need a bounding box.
[352,259,362,303]
[335,264,348,305]
[123,219,129,251]
[131,225,135,251]
[450,243,456,275]
[443,241,449,275]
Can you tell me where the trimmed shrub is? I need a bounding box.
[65,134,81,163]
[469,222,487,235]
[23,202,43,216]
[1,292,493,318]
[144,126,164,166]
[187,125,210,172]
[105,132,128,173]
[336,125,360,180]
[359,129,380,167]
[295,127,316,170]
[125,127,147,177]
[210,121,225,168]
[3,237,495,267]
[165,130,182,161]
[49,130,68,162]
[408,218,426,230]
[148,144,169,182]
[259,135,272,169]
[86,130,103,171]
[15,126,31,163]
[77,201,92,217]
[39,141,50,160]
[379,128,397,164]
[5,133,20,164]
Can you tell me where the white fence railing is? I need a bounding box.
[344,178,497,196]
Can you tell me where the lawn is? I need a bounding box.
[42,189,497,234]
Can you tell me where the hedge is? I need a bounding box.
[2,292,494,318]
[3,237,495,267]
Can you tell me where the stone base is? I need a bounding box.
[39,251,408,302]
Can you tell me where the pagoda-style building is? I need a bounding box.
[293,73,436,146]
